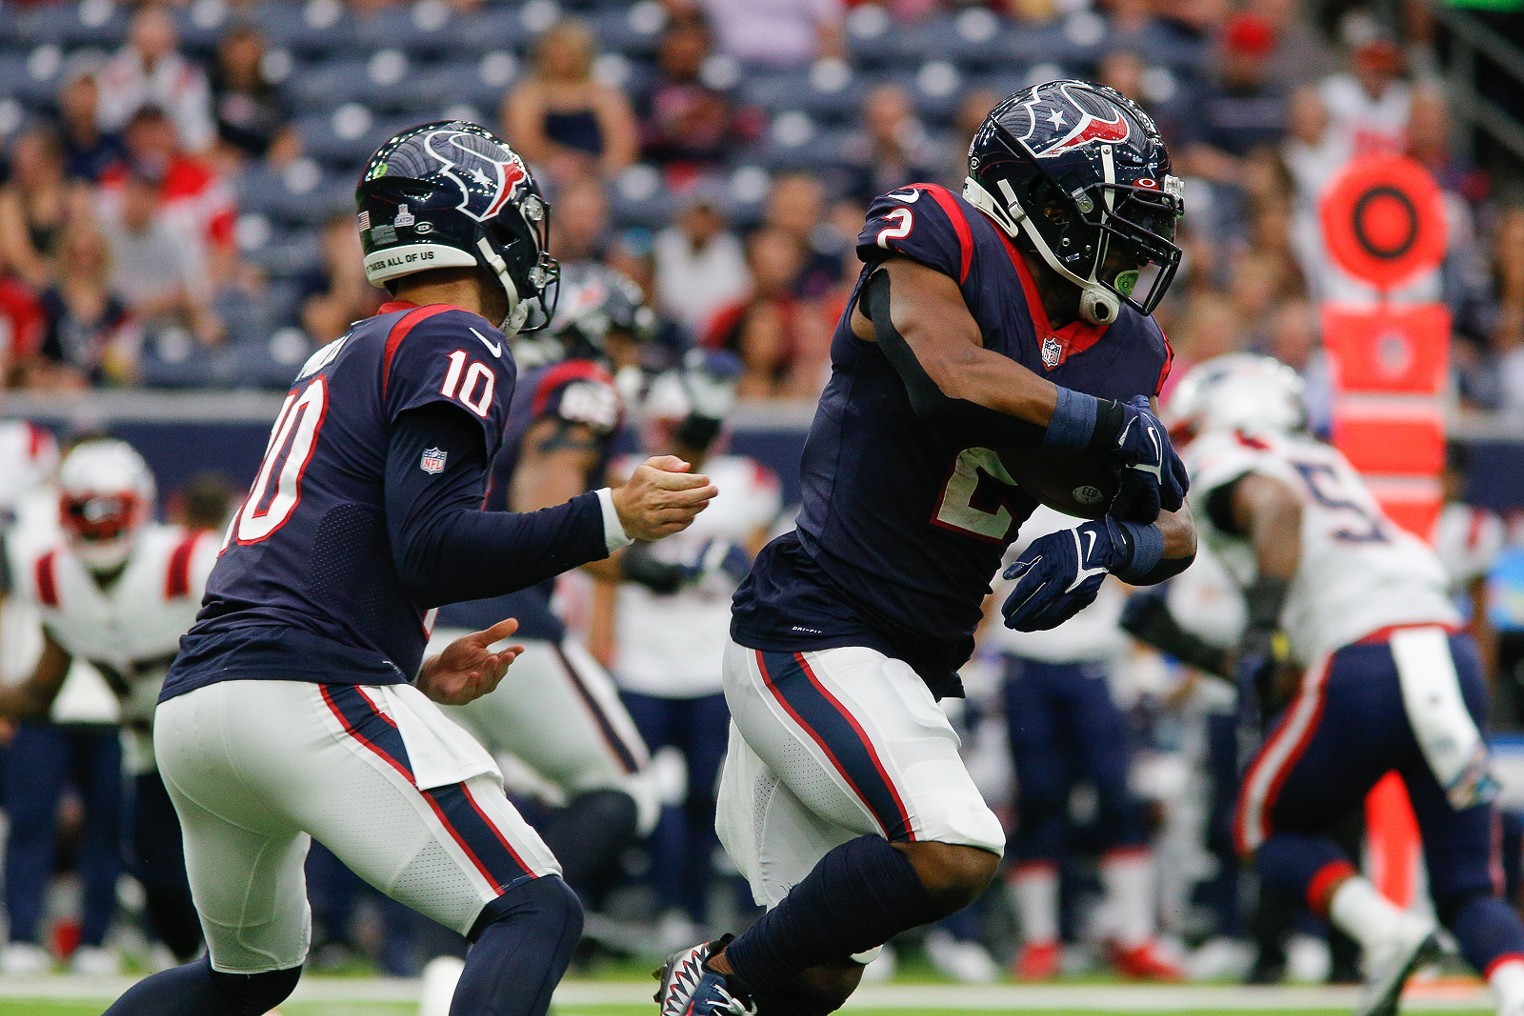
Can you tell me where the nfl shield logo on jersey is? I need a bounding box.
[1041,335,1063,368]
[420,447,447,474]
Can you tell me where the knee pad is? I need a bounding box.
[210,962,302,1016]
[469,874,584,944]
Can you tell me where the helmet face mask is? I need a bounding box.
[963,80,1184,324]
[356,121,559,335]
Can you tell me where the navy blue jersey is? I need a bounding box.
[436,358,621,640]
[732,184,1173,698]
[164,301,517,697]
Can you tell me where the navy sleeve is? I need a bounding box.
[382,307,518,455]
[0,533,10,595]
[855,184,970,283]
[384,402,609,607]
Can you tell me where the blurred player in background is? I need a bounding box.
[104,120,715,1016]
[0,439,217,971]
[590,349,781,952]
[1169,354,1524,1016]
[1432,443,1505,684]
[428,265,705,921]
[660,80,1196,1016]
[991,507,1181,983]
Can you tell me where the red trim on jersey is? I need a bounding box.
[25,422,48,462]
[912,183,973,285]
[996,231,1108,366]
[1234,431,1271,451]
[1306,860,1357,916]
[1235,657,1332,856]
[164,532,202,599]
[531,359,615,420]
[381,304,456,400]
[34,551,59,608]
[1486,953,1524,980]
[1355,621,1462,645]
[1467,508,1487,551]
[1155,328,1175,396]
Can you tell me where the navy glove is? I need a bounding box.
[1002,517,1130,632]
[1106,396,1189,524]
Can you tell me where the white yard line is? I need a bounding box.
[0,976,1496,1011]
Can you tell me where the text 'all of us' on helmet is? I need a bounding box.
[964,79,1185,326]
[355,120,560,335]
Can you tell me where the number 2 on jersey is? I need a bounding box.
[932,447,1021,542]
[233,378,328,544]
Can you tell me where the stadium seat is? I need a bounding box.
[741,63,868,128]
[21,0,131,49]
[255,0,358,60]
[137,328,223,389]
[0,46,67,110]
[588,4,664,62]
[229,328,313,389]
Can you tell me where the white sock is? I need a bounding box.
[1011,863,1059,945]
[1328,876,1408,953]
[1488,957,1524,1014]
[1101,848,1156,948]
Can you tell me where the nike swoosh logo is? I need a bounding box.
[886,188,922,203]
[1147,424,1162,461]
[470,328,503,358]
[1082,529,1097,562]
[1065,529,1107,593]
[1117,416,1135,446]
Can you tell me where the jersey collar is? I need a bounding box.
[379,300,419,314]
[996,232,1109,370]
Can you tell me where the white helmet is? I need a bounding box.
[57,439,155,574]
[1165,353,1307,442]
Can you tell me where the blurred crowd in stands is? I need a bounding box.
[0,0,1520,414]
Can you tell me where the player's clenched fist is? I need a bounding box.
[612,455,718,540]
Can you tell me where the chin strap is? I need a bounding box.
[963,177,1120,326]
[476,237,528,335]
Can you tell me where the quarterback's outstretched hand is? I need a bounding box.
[613,455,718,540]
[1002,518,1132,631]
[1106,396,1189,523]
[417,617,524,706]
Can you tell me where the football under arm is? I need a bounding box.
[385,403,618,607]
[856,260,1124,451]
[0,628,71,721]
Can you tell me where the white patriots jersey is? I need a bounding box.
[986,506,1129,665]
[1431,502,1505,593]
[0,419,57,525]
[612,454,782,697]
[15,524,219,732]
[1185,429,1457,665]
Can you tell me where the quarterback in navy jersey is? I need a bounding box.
[106,122,715,1016]
[660,81,1197,1016]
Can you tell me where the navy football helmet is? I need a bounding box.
[518,264,656,367]
[963,80,1183,325]
[356,120,558,335]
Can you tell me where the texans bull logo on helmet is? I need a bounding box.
[425,129,532,223]
[1012,80,1140,160]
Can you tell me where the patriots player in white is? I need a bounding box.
[590,351,782,951]
[1168,354,1524,1016]
[0,439,217,967]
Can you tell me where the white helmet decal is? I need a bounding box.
[424,129,531,223]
